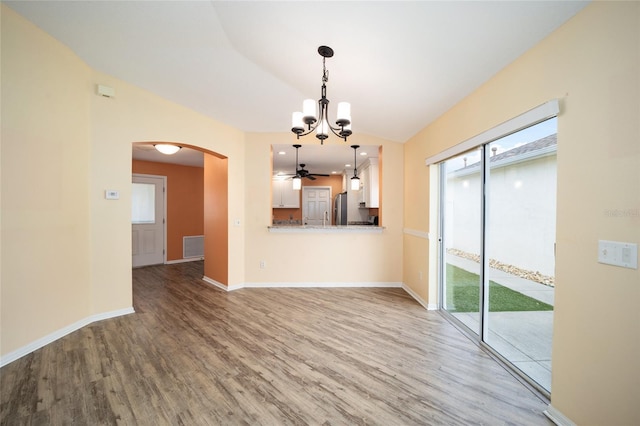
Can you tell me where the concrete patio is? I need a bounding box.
[445,255,554,392]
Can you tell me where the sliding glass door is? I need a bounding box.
[440,148,483,335]
[439,118,557,394]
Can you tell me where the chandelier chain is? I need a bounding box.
[322,56,329,84]
[290,45,352,143]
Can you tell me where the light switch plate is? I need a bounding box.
[598,240,638,269]
[105,190,119,200]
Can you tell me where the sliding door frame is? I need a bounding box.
[430,100,559,399]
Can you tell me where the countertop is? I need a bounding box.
[268,224,384,233]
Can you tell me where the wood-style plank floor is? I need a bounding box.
[1,261,552,425]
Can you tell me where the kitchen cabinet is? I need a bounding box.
[359,158,379,208]
[272,179,300,208]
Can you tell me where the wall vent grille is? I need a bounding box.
[183,235,204,258]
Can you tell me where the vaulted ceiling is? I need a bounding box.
[6,1,588,146]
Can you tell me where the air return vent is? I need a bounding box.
[183,235,204,258]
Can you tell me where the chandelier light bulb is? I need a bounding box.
[290,46,352,143]
[291,112,304,133]
[303,99,317,124]
[341,123,352,138]
[336,102,351,126]
[316,119,329,139]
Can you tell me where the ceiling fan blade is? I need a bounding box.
[306,175,317,180]
[309,173,330,177]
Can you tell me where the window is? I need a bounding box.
[131,182,156,224]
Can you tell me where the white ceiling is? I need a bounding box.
[272,144,378,177]
[6,0,589,169]
[132,143,205,168]
[132,142,377,176]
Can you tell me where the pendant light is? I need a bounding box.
[350,145,360,191]
[292,144,302,190]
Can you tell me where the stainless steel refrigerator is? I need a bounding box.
[334,192,348,225]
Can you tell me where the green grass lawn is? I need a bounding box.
[446,264,553,313]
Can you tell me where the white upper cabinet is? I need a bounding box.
[360,158,379,208]
[272,179,300,208]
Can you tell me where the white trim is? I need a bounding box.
[0,307,135,367]
[202,276,231,291]
[450,143,557,178]
[205,279,403,292]
[425,99,559,166]
[403,228,429,239]
[402,283,438,310]
[243,281,402,289]
[544,405,576,426]
[166,257,204,265]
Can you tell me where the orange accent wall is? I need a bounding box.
[204,153,228,285]
[272,175,342,224]
[132,160,204,261]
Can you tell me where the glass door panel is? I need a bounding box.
[484,118,557,392]
[440,148,483,335]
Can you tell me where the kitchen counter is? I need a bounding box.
[268,224,384,233]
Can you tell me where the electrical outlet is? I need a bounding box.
[260,260,266,269]
[598,240,638,269]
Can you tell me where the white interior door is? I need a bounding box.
[302,187,331,225]
[132,174,165,267]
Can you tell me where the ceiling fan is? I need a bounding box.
[291,144,329,180]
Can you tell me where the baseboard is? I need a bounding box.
[402,283,438,310]
[544,405,576,426]
[242,281,402,289]
[202,276,233,291]
[0,307,135,368]
[202,278,403,292]
[165,257,204,265]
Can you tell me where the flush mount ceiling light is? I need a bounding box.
[291,46,352,144]
[154,144,181,155]
[350,145,360,191]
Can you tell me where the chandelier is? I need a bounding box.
[291,46,352,144]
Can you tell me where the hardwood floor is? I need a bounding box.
[1,261,552,425]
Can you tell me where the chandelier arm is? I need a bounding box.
[295,124,318,139]
[327,123,348,141]
[291,45,351,143]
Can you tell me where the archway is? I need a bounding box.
[132,142,229,285]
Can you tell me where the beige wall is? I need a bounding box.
[244,133,404,285]
[404,2,640,424]
[1,5,245,356]
[1,5,93,352]
[0,4,403,359]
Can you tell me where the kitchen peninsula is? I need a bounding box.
[268,224,383,233]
